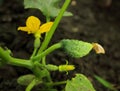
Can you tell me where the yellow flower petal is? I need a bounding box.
[26,16,41,33]
[18,26,31,34]
[39,22,53,33]
[18,16,53,37]
[92,43,105,54]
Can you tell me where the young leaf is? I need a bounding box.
[94,75,118,91]
[24,0,72,18]
[61,39,93,58]
[17,74,35,86]
[65,74,96,91]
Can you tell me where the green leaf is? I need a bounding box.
[65,74,96,91]
[24,0,72,18]
[17,74,35,86]
[94,75,118,91]
[61,39,93,58]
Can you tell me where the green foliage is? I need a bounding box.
[94,75,118,91]
[65,74,96,91]
[24,0,72,18]
[0,0,105,91]
[61,39,93,58]
[17,74,35,86]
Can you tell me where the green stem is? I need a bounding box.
[33,62,52,83]
[32,62,42,78]
[46,16,50,22]
[25,79,39,91]
[42,56,46,65]
[31,37,40,59]
[0,47,11,63]
[0,47,32,69]
[40,16,51,65]
[30,48,37,59]
[47,81,67,86]
[44,69,53,83]
[9,57,32,69]
[32,43,62,62]
[38,0,71,54]
[35,62,45,68]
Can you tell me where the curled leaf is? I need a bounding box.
[92,43,105,54]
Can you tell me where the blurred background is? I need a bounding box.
[0,0,120,91]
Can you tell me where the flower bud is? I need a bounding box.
[34,37,40,48]
[59,65,75,72]
[46,64,58,71]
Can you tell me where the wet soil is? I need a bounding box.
[0,0,120,91]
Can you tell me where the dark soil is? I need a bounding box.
[0,0,120,91]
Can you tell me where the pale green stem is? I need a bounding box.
[32,43,62,62]
[0,47,32,69]
[37,0,71,54]
[31,37,40,59]
[41,16,51,65]
[42,56,46,65]
[32,62,42,78]
[45,70,52,83]
[8,57,32,69]
[47,80,67,86]
[33,62,52,83]
[25,79,40,91]
[30,48,37,59]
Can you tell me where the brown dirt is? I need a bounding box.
[0,0,120,91]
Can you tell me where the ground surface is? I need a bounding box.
[0,0,120,91]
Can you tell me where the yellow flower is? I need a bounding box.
[18,16,53,38]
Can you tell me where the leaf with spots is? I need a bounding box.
[65,74,96,91]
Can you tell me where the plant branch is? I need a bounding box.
[37,0,71,54]
[32,43,62,62]
[47,80,67,86]
[0,47,32,69]
[25,79,40,91]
